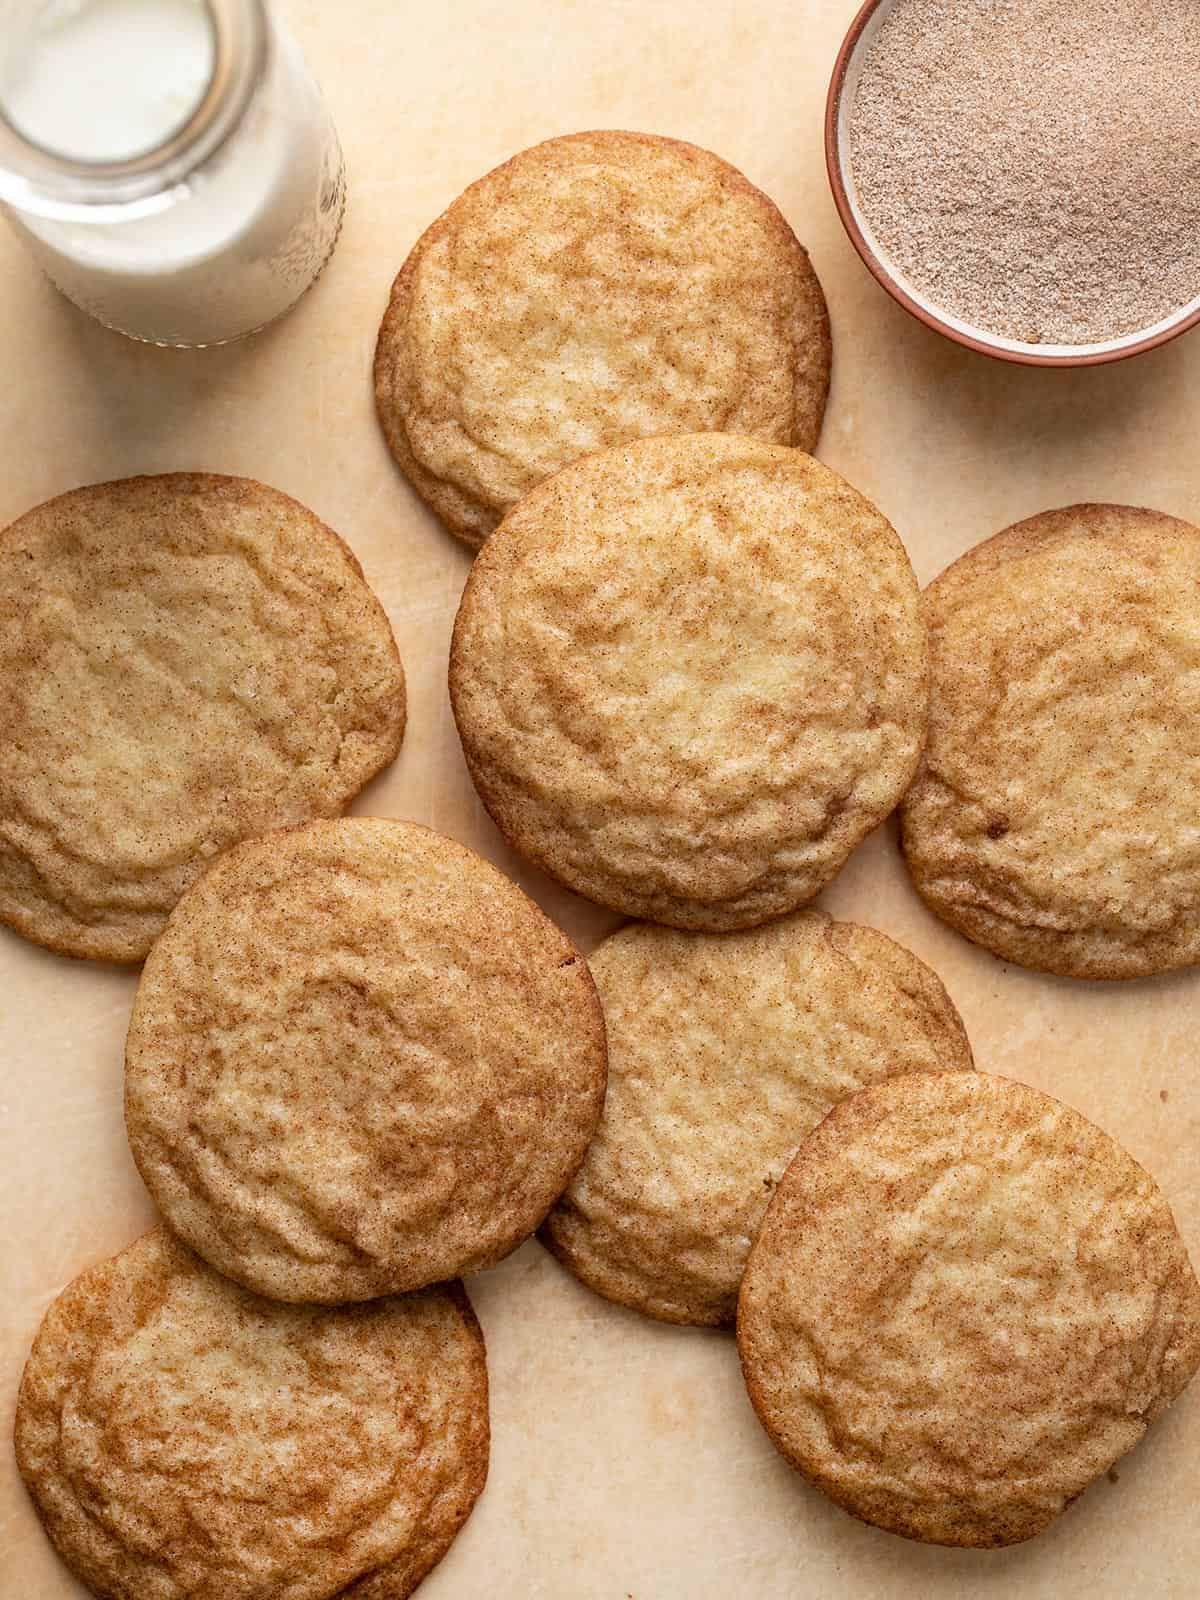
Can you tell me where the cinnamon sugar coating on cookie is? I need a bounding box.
[542,911,972,1325]
[125,819,607,1302]
[375,131,830,546]
[0,474,405,963]
[15,1228,489,1600]
[738,1072,1200,1546]
[903,504,1200,978]
[451,434,926,929]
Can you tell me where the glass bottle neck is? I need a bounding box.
[0,0,269,223]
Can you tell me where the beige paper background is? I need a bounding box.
[2,1,1199,1594]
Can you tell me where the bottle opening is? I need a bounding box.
[1,0,217,166]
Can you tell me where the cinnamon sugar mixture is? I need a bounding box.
[847,0,1200,345]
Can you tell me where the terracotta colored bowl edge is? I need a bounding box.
[823,0,1200,369]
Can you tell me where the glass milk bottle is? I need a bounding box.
[0,0,347,346]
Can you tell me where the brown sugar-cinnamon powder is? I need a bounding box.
[847,0,1200,346]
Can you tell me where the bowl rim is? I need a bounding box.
[824,0,1200,369]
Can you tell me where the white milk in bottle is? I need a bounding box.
[0,0,347,345]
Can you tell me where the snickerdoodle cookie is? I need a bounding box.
[0,474,405,963]
[738,1071,1200,1547]
[124,818,607,1302]
[541,911,972,1325]
[375,130,831,547]
[450,434,927,930]
[902,504,1200,979]
[15,1227,488,1600]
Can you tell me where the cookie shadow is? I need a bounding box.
[731,1344,1200,1595]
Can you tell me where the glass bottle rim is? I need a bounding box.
[0,0,270,223]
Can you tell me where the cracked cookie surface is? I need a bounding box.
[374,130,831,547]
[450,434,927,929]
[15,1227,488,1600]
[124,818,607,1302]
[902,504,1200,978]
[0,474,406,963]
[541,911,972,1325]
[737,1071,1200,1547]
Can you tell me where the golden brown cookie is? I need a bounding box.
[902,504,1200,979]
[450,433,927,930]
[375,130,831,547]
[737,1071,1200,1548]
[124,817,607,1303]
[14,1227,489,1600]
[0,474,406,964]
[541,911,973,1325]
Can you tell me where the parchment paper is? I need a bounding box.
[2,3,1198,1595]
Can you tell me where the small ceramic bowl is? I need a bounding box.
[825,0,1200,368]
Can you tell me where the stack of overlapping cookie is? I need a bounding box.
[6,130,1200,1598]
